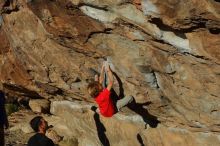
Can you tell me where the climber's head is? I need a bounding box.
[87,81,103,98]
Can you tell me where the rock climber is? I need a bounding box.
[87,60,134,117]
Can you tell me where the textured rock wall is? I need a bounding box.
[0,0,220,145]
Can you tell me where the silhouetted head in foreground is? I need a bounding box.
[28,116,54,146]
[30,116,48,134]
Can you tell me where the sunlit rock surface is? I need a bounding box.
[1,0,220,145]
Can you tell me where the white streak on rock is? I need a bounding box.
[80,6,117,23]
[80,4,191,53]
[162,31,191,52]
[50,100,91,114]
[114,113,145,123]
[113,4,191,52]
[142,0,160,16]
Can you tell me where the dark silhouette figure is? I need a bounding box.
[112,72,160,128]
[0,90,9,146]
[92,109,110,146]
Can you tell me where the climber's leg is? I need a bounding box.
[116,95,134,111]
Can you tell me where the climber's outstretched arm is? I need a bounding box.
[106,65,114,91]
[99,63,105,84]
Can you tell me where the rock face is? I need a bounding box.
[29,99,50,113]
[0,0,220,145]
[50,100,145,146]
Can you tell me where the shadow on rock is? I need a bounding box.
[128,101,160,128]
[93,112,110,146]
[112,72,160,128]
[137,133,145,146]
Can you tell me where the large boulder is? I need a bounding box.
[0,0,220,145]
[29,99,50,113]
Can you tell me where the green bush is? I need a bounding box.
[5,104,19,116]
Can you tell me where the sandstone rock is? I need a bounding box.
[29,99,50,113]
[113,25,146,41]
[80,6,117,23]
[1,0,220,145]
[141,0,220,30]
[46,128,62,144]
[21,123,33,134]
[71,0,129,7]
[187,31,220,62]
[58,138,78,146]
[1,0,105,99]
[142,0,160,17]
[50,100,220,146]
[80,3,192,52]
[41,8,53,23]
[140,125,220,146]
[69,0,81,5]
[51,100,145,146]
[161,31,191,52]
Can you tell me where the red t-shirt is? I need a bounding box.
[95,88,115,117]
